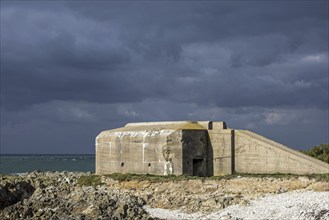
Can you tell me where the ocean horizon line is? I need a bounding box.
[0,153,95,156]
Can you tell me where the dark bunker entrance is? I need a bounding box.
[192,159,204,176]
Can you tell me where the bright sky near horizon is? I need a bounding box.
[0,1,328,154]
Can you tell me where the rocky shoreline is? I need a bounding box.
[0,172,149,219]
[1,171,328,219]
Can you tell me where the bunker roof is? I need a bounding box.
[104,121,206,133]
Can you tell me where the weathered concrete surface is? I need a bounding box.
[206,129,233,175]
[96,121,329,176]
[234,130,329,174]
[96,121,209,176]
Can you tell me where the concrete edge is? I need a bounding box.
[125,121,199,127]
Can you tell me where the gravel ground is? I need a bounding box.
[145,190,329,220]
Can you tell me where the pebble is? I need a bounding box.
[145,190,329,220]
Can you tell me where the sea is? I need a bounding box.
[0,154,95,174]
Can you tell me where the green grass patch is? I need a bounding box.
[105,172,329,182]
[0,174,21,181]
[304,173,329,181]
[105,173,199,182]
[77,175,104,186]
[77,172,329,186]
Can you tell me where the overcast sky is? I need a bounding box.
[1,1,328,154]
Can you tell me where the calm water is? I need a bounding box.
[0,154,95,174]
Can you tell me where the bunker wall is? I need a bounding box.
[208,129,233,175]
[96,121,329,176]
[234,130,329,174]
[96,130,182,175]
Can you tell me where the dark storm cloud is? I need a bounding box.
[2,1,328,111]
[1,1,328,153]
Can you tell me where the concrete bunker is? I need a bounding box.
[96,121,329,176]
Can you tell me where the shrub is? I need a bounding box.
[301,144,329,163]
